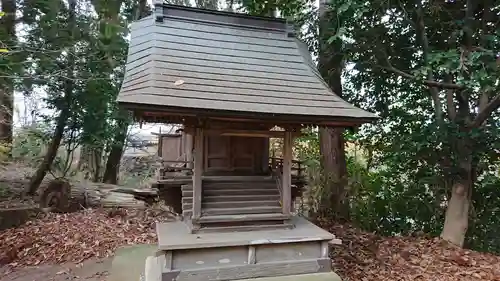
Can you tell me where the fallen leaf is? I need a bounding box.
[0,208,171,267]
[319,219,500,281]
[174,80,184,86]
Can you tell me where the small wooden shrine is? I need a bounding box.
[117,2,376,281]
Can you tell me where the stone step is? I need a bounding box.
[195,223,294,234]
[202,206,282,216]
[183,200,279,211]
[198,213,288,223]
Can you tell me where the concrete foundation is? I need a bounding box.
[108,218,342,281]
[235,272,342,281]
[143,216,341,281]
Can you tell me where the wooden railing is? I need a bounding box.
[156,153,193,180]
[270,163,283,206]
[269,157,304,178]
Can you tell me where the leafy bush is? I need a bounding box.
[296,130,500,254]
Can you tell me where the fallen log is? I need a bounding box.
[39,179,158,212]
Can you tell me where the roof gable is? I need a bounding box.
[117,4,377,124]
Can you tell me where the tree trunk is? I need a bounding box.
[318,127,349,220]
[440,181,471,246]
[79,145,103,181]
[38,179,159,212]
[440,134,474,246]
[0,0,16,155]
[92,148,103,182]
[27,106,71,195]
[102,117,128,184]
[102,0,148,184]
[317,0,349,220]
[26,0,77,195]
[77,145,92,178]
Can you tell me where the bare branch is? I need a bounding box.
[379,64,464,90]
[414,2,442,124]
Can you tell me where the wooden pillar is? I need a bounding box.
[185,132,193,169]
[192,127,204,222]
[282,131,293,216]
[262,138,270,173]
[157,136,163,157]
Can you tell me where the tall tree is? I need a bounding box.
[0,0,17,154]
[328,0,500,246]
[26,0,79,194]
[317,0,349,221]
[76,0,127,182]
[101,0,149,184]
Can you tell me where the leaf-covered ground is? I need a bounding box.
[0,209,168,267]
[1,209,500,280]
[328,223,500,281]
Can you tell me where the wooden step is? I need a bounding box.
[182,202,192,211]
[195,223,294,234]
[205,195,281,202]
[183,200,279,211]
[198,213,288,223]
[204,189,279,196]
[202,206,282,216]
[202,185,276,190]
[203,176,273,182]
[203,200,279,208]
[182,183,277,190]
[182,195,281,204]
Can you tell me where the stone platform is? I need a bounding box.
[144,216,340,281]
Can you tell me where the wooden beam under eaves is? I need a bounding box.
[184,128,302,138]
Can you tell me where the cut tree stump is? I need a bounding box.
[38,179,158,212]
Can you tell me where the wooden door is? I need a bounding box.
[205,135,230,171]
[230,137,255,171]
[204,135,265,173]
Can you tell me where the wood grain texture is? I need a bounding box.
[282,131,292,216]
[248,246,256,265]
[191,128,203,221]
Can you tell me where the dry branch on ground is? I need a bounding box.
[0,163,158,211]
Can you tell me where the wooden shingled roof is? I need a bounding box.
[117,3,377,125]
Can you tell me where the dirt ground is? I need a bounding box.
[0,257,112,281]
